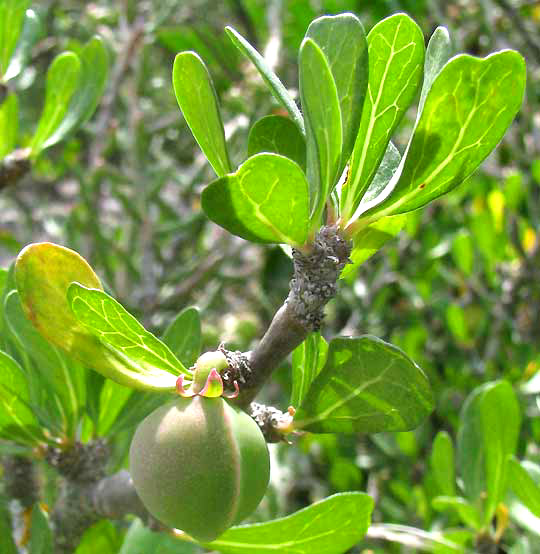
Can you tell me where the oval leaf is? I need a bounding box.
[30,51,82,155]
[202,153,309,246]
[67,283,187,379]
[42,36,109,149]
[299,38,342,223]
[368,50,526,217]
[0,0,29,78]
[15,242,178,391]
[205,492,373,554]
[248,115,306,171]
[341,14,424,222]
[507,457,540,518]
[306,13,368,174]
[173,51,231,177]
[293,335,434,433]
[0,92,17,159]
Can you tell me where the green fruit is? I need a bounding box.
[129,395,270,541]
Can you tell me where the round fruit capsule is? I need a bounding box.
[129,395,270,542]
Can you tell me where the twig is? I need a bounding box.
[0,148,31,190]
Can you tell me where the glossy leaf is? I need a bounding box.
[15,243,178,391]
[202,153,309,245]
[205,492,373,554]
[480,381,520,523]
[248,115,306,171]
[507,457,540,518]
[342,14,424,222]
[340,215,406,281]
[42,36,108,149]
[299,38,342,222]
[0,0,29,78]
[0,92,17,159]
[4,290,86,437]
[96,379,133,436]
[225,26,304,135]
[306,13,368,174]
[365,50,526,218]
[431,430,456,497]
[30,52,81,155]
[291,332,328,408]
[162,306,202,368]
[0,350,43,444]
[293,336,434,433]
[457,381,520,524]
[67,283,188,380]
[3,8,41,82]
[173,51,231,177]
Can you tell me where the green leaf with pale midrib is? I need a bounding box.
[67,283,188,380]
[341,13,424,222]
[225,26,304,136]
[306,13,368,177]
[299,38,342,224]
[204,492,373,554]
[202,153,309,246]
[294,335,433,433]
[173,51,231,177]
[363,50,526,219]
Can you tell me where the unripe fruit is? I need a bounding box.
[129,395,270,542]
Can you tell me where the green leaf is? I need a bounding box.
[225,26,304,135]
[119,519,199,554]
[0,0,29,78]
[3,8,41,82]
[457,381,521,524]
[451,231,474,276]
[4,290,86,437]
[29,504,53,554]
[248,115,306,171]
[162,306,202,368]
[30,52,82,156]
[417,26,452,118]
[480,381,520,523]
[507,457,540,518]
[290,332,328,408]
[340,214,406,281]
[341,14,424,222]
[431,430,456,497]
[205,492,373,554]
[293,336,434,433]
[0,494,17,554]
[299,38,342,223]
[42,36,109,149]
[96,379,133,436]
[0,349,43,444]
[306,13,368,175]
[67,283,188,382]
[173,51,231,177]
[15,242,178,391]
[432,496,481,529]
[365,50,526,218]
[75,520,122,554]
[0,92,17,159]
[202,153,309,245]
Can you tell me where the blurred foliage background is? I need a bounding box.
[1,0,540,552]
